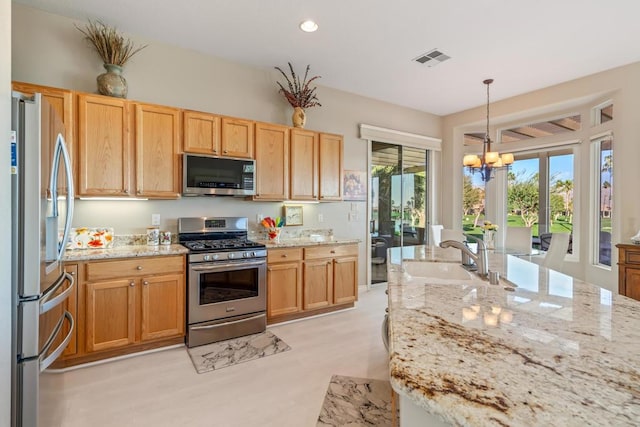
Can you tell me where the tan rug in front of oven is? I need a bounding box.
[186,330,291,374]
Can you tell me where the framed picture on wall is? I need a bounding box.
[284,205,303,226]
[343,170,367,201]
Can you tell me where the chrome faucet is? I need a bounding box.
[439,236,489,278]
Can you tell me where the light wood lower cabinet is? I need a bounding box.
[62,264,78,357]
[267,248,303,319]
[55,255,186,367]
[85,278,136,352]
[267,244,358,323]
[616,244,640,301]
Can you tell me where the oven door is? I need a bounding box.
[188,258,266,325]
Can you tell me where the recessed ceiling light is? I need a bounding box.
[299,20,318,32]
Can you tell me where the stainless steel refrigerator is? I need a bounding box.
[11,92,75,427]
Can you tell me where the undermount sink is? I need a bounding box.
[402,262,473,281]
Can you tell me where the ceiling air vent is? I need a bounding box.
[413,49,451,67]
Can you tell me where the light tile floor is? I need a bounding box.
[42,284,389,427]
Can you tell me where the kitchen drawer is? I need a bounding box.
[268,247,303,263]
[85,255,185,281]
[626,250,640,265]
[304,244,358,260]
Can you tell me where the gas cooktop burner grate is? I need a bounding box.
[182,238,265,252]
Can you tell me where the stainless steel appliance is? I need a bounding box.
[182,154,255,196]
[11,93,75,426]
[179,217,267,347]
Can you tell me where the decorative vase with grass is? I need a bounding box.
[76,20,147,98]
[275,63,321,128]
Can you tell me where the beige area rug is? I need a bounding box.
[317,375,396,426]
[186,330,291,374]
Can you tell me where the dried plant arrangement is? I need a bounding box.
[76,20,147,66]
[274,63,322,109]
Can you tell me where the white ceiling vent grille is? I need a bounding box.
[413,49,451,67]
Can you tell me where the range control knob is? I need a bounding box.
[212,254,219,260]
[204,255,212,261]
[249,251,256,257]
[228,253,235,259]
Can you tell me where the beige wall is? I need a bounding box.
[1,0,11,424]
[11,4,442,285]
[442,63,640,289]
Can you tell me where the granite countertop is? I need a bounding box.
[387,245,640,426]
[256,238,361,249]
[63,244,188,261]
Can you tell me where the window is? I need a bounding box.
[594,136,613,267]
[498,114,581,143]
[506,149,575,252]
[594,102,613,125]
[462,168,485,239]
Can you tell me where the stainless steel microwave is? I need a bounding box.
[183,154,255,196]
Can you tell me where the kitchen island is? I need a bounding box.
[387,245,640,426]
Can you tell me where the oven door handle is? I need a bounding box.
[190,313,266,331]
[191,260,266,271]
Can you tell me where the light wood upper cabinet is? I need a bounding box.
[183,110,221,155]
[221,117,254,158]
[135,103,181,198]
[13,82,76,195]
[140,273,185,341]
[85,279,136,352]
[290,129,318,201]
[254,122,289,200]
[77,94,132,196]
[319,133,343,201]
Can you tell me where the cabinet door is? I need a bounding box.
[221,117,254,158]
[318,133,343,201]
[140,274,185,341]
[135,103,181,198]
[77,94,132,196]
[303,259,333,310]
[62,264,78,356]
[13,82,76,195]
[267,261,303,318]
[183,110,220,155]
[333,256,358,304]
[290,129,318,201]
[85,279,136,352]
[623,267,640,301]
[255,122,289,200]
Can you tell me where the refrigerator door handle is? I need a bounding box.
[39,311,74,372]
[40,272,74,314]
[50,132,75,260]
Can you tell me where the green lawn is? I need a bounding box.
[462,214,574,239]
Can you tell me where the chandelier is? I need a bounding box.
[463,79,514,182]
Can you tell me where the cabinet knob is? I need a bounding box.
[330,250,336,254]
[223,150,228,154]
[129,282,135,287]
[282,254,287,258]
[137,266,143,270]
[69,271,75,275]
[143,281,149,286]
[327,261,331,265]
[124,189,129,194]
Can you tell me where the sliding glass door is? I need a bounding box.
[370,142,429,283]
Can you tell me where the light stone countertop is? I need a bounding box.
[256,238,361,249]
[387,245,640,426]
[63,244,188,262]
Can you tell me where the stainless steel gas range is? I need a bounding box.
[178,217,267,348]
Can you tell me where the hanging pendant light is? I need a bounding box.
[464,79,514,182]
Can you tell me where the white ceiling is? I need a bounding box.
[14,0,640,115]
